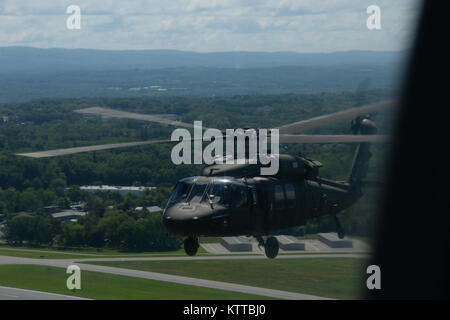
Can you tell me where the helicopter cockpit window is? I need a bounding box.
[168,181,194,204]
[209,180,248,209]
[186,182,208,203]
[169,179,210,204]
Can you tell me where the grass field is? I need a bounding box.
[86,258,368,299]
[0,245,206,259]
[0,265,273,300]
[0,249,100,259]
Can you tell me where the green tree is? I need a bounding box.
[60,223,86,247]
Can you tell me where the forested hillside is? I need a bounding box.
[0,65,396,103]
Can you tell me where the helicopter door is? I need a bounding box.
[254,184,268,234]
[250,186,258,209]
[294,181,307,225]
[248,186,258,231]
[272,184,286,229]
[284,183,297,226]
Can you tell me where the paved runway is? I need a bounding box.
[0,253,367,300]
[0,286,89,300]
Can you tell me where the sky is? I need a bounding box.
[0,0,422,52]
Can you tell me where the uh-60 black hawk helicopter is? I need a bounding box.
[17,100,393,259]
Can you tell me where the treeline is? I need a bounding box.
[0,91,391,191]
[6,210,181,251]
[0,63,396,102]
[4,186,182,251]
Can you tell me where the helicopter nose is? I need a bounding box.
[162,215,182,234]
[162,205,210,236]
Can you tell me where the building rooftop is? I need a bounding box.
[51,210,87,219]
[147,206,163,213]
[79,185,156,194]
[133,206,163,213]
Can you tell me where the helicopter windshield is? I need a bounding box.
[168,177,248,208]
[168,177,209,204]
[187,181,208,203]
[168,179,194,204]
[208,178,248,208]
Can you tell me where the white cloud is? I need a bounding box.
[0,0,422,52]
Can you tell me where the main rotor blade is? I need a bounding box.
[15,139,178,158]
[278,134,390,144]
[278,100,395,134]
[74,107,195,129]
[15,132,388,159]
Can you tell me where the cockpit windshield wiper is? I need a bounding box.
[185,182,209,206]
[183,183,194,206]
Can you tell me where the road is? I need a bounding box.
[0,253,367,300]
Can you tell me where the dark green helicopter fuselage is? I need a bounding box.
[163,154,363,237]
[163,117,377,238]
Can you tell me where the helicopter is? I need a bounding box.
[16,100,393,258]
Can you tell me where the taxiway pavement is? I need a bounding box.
[0,253,367,300]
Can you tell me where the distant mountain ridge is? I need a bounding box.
[0,46,407,73]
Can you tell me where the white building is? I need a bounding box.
[133,206,163,214]
[51,210,86,222]
[80,185,156,195]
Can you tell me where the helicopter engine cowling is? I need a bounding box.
[202,154,313,178]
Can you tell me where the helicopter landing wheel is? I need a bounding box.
[264,236,279,259]
[184,236,199,256]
